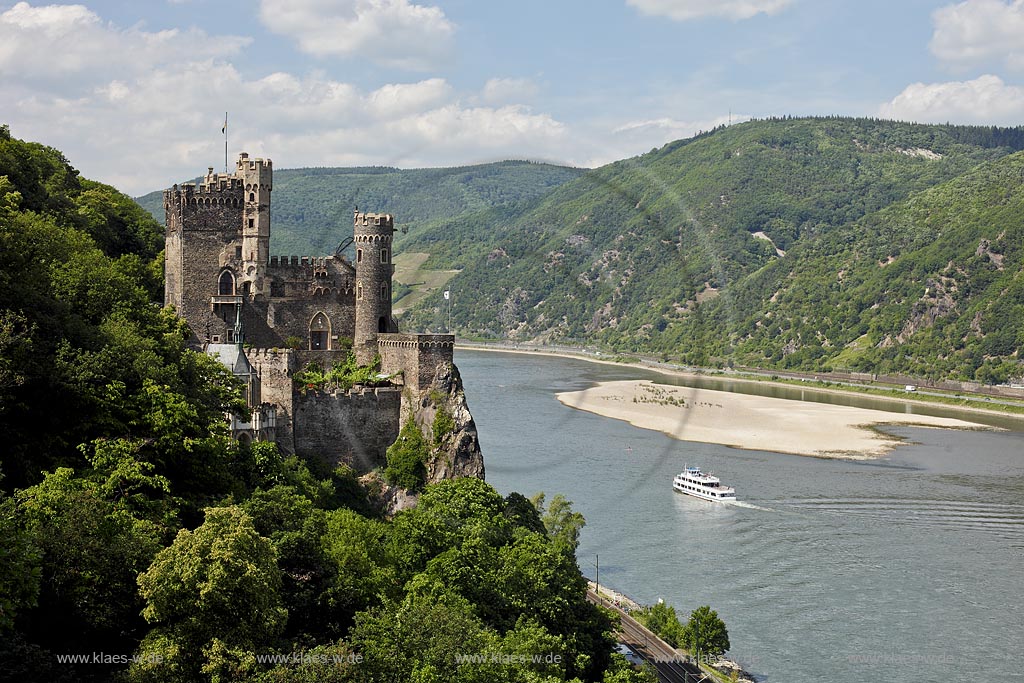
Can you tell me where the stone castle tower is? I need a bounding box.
[353,211,398,363]
[162,152,481,479]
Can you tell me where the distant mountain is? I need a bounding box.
[135,160,585,255]
[396,117,1024,383]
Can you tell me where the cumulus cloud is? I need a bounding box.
[930,0,1024,70]
[625,0,791,21]
[2,53,568,194]
[0,2,249,82]
[878,75,1024,124]
[479,78,540,105]
[258,0,455,70]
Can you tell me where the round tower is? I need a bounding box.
[237,152,272,297]
[353,211,395,364]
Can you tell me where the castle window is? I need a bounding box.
[380,282,388,300]
[248,218,255,229]
[249,192,255,202]
[378,316,388,333]
[235,246,242,259]
[357,283,363,300]
[309,312,331,350]
[356,249,363,263]
[218,270,235,295]
[380,248,388,263]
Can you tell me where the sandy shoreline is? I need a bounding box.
[457,342,1024,423]
[557,379,993,459]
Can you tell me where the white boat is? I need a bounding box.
[673,466,736,502]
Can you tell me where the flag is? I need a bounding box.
[443,290,450,300]
[222,113,227,134]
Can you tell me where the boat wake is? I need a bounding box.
[726,500,775,512]
[783,497,1024,538]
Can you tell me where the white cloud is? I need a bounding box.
[930,0,1024,70]
[258,0,455,70]
[579,114,743,167]
[0,2,249,82]
[2,50,569,194]
[625,0,791,21]
[878,75,1024,124]
[480,78,540,105]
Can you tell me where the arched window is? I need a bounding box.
[218,270,235,295]
[249,192,255,202]
[309,312,331,350]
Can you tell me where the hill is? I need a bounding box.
[397,117,1024,383]
[135,160,584,255]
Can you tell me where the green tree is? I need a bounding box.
[134,506,287,679]
[633,601,684,647]
[530,492,586,550]
[0,493,40,631]
[680,605,730,662]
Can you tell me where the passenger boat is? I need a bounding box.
[673,466,736,502]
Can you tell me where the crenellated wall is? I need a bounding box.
[292,386,401,470]
[379,333,455,391]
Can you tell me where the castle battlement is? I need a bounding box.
[237,152,272,171]
[355,212,393,228]
[268,255,339,269]
[378,334,455,350]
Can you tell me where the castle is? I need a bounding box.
[163,153,475,474]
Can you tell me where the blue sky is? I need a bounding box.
[1,0,1023,194]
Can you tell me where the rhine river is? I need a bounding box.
[455,349,1024,683]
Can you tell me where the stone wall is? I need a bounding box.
[246,348,294,450]
[243,296,356,351]
[293,386,402,471]
[379,333,455,391]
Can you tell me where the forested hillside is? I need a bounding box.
[397,118,1024,383]
[1,127,647,682]
[136,161,584,255]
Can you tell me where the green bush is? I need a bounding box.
[384,419,429,491]
[431,405,456,446]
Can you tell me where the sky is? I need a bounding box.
[1,0,1023,195]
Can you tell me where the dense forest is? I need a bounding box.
[395,117,1024,383]
[0,126,653,682]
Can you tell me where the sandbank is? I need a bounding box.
[556,380,993,459]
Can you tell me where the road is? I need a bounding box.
[587,589,709,683]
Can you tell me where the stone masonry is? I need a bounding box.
[164,152,466,472]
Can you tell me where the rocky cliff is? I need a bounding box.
[367,360,484,516]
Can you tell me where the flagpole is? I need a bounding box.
[223,112,228,174]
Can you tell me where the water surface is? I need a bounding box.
[456,349,1024,683]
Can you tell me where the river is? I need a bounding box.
[455,349,1024,683]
